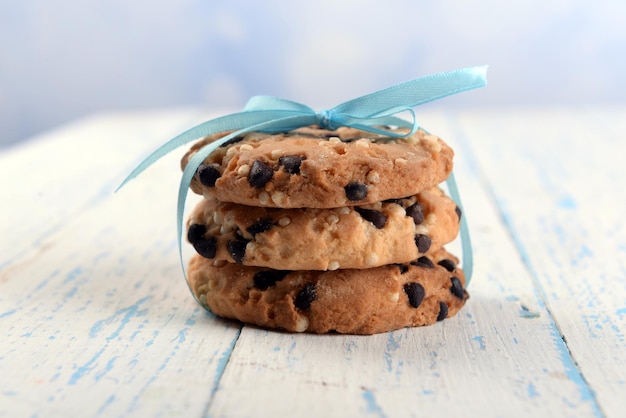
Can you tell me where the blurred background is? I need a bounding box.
[1,0,625,148]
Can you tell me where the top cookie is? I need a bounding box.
[181,126,454,208]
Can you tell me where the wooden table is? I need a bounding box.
[1,107,625,417]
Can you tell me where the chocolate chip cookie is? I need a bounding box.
[187,187,460,270]
[187,247,468,334]
[181,126,454,208]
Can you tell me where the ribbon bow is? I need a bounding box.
[119,66,487,287]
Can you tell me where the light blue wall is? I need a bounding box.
[1,1,625,147]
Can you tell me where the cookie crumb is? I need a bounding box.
[278,217,291,227]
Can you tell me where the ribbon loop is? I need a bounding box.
[118,66,487,289]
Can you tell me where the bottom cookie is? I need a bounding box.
[188,248,469,335]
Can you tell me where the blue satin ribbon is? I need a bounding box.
[118,65,487,289]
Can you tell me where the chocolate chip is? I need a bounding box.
[194,237,217,259]
[411,256,434,269]
[455,205,462,221]
[227,239,250,264]
[405,202,424,225]
[437,302,448,321]
[395,264,409,274]
[248,160,274,188]
[219,135,244,147]
[383,198,403,205]
[295,282,317,310]
[450,277,464,299]
[253,270,290,290]
[247,218,274,237]
[187,223,207,244]
[354,207,387,229]
[414,234,432,253]
[196,164,220,187]
[438,259,456,272]
[279,155,304,174]
[344,182,368,201]
[404,282,425,308]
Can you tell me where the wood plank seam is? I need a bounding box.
[203,325,243,415]
[446,111,605,418]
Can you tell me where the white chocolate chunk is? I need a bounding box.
[328,261,340,271]
[237,164,250,176]
[295,316,309,332]
[387,292,400,303]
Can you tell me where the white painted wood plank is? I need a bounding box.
[0,108,206,269]
[206,112,602,418]
[0,141,240,417]
[452,107,626,418]
[2,108,621,418]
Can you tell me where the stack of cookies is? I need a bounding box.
[183,126,469,334]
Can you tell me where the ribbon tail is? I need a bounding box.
[116,110,308,191]
[333,66,488,118]
[446,170,473,285]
